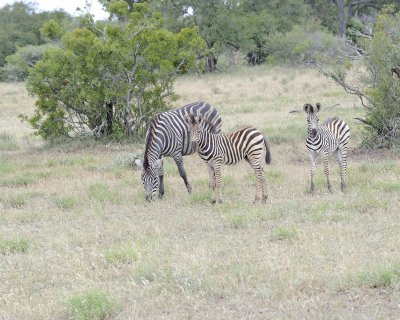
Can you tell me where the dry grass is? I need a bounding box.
[1,65,399,319]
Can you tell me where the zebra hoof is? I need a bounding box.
[158,193,164,199]
[210,199,216,205]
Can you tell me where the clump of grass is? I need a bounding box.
[67,290,120,320]
[88,183,119,203]
[1,194,27,208]
[0,132,19,151]
[224,213,248,229]
[0,158,15,174]
[54,195,77,210]
[189,190,210,204]
[0,238,29,254]
[212,86,222,94]
[270,225,298,241]
[356,262,400,289]
[105,245,139,264]
[373,181,400,192]
[0,172,50,187]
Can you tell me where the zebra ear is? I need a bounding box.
[135,158,143,170]
[153,158,163,170]
[315,103,321,112]
[304,103,312,113]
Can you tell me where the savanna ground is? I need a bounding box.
[1,65,399,319]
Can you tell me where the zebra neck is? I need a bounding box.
[197,131,213,151]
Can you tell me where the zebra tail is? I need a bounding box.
[263,137,271,165]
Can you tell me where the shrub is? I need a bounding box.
[67,290,120,320]
[0,238,29,254]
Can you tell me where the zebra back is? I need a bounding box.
[323,117,350,146]
[143,102,222,168]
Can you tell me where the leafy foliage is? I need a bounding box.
[313,7,400,148]
[25,3,206,140]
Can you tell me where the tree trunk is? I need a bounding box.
[334,0,347,37]
[106,101,113,135]
[205,54,217,72]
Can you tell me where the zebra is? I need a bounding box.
[135,102,222,201]
[185,114,271,204]
[304,102,350,193]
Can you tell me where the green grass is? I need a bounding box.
[0,238,29,254]
[270,225,299,241]
[105,245,139,264]
[67,290,120,320]
[0,194,27,208]
[0,132,19,150]
[88,183,120,203]
[356,262,400,289]
[53,195,77,210]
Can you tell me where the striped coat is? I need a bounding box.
[136,102,222,201]
[186,114,271,204]
[304,103,350,193]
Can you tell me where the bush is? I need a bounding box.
[263,21,339,65]
[67,290,120,320]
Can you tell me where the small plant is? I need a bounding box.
[225,213,248,230]
[54,195,77,210]
[1,194,27,208]
[0,238,29,254]
[0,132,19,151]
[88,183,119,203]
[270,225,298,241]
[67,290,120,320]
[105,245,139,264]
[356,262,400,289]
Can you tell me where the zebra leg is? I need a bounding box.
[207,163,216,190]
[248,159,266,203]
[322,152,332,192]
[308,153,317,194]
[173,155,192,193]
[336,147,348,191]
[213,160,223,204]
[158,161,165,199]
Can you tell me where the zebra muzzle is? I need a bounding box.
[310,129,317,138]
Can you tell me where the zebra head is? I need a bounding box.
[185,114,203,143]
[135,158,163,201]
[304,103,321,138]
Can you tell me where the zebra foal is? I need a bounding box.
[304,103,350,193]
[185,114,271,204]
[135,102,222,201]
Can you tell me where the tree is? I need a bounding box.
[0,1,71,67]
[312,7,400,148]
[25,3,207,140]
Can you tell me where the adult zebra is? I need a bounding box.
[135,102,222,201]
[185,114,271,204]
[304,103,350,193]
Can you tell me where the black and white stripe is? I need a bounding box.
[304,103,350,193]
[185,114,271,204]
[136,102,222,201]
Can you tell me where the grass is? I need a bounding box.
[0,66,399,319]
[0,132,19,150]
[0,238,29,254]
[67,290,120,320]
[105,245,139,264]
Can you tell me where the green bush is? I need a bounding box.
[67,290,120,320]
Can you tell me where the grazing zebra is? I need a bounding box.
[304,103,350,193]
[135,102,222,201]
[185,114,271,204]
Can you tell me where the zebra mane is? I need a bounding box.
[187,113,217,133]
[143,118,155,170]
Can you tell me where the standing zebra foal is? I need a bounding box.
[135,102,222,201]
[304,103,350,193]
[185,114,271,204]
